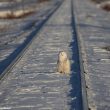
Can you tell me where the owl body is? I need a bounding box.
[57,51,70,74]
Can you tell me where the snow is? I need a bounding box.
[0,0,58,62]
[73,0,110,109]
[0,0,83,109]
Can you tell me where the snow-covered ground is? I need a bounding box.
[1,0,109,109]
[73,0,110,109]
[0,0,60,62]
[0,0,83,109]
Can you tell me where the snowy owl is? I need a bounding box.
[57,51,70,74]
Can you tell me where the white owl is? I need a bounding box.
[57,51,70,74]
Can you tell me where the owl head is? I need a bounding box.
[58,51,68,62]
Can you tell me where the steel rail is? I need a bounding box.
[0,0,64,82]
[71,0,89,110]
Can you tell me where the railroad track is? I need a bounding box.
[0,0,88,110]
[0,0,63,80]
